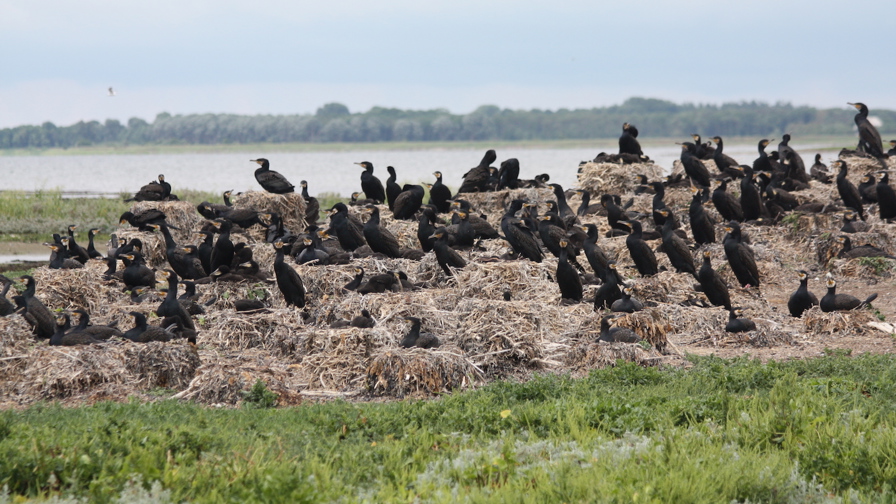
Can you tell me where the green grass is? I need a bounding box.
[3,354,896,502]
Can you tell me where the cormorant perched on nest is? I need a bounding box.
[119,209,172,231]
[356,161,386,203]
[723,222,760,288]
[125,174,172,202]
[357,271,401,294]
[458,149,497,193]
[122,311,173,343]
[618,220,657,277]
[820,275,877,312]
[273,241,306,308]
[598,314,641,343]
[300,181,320,225]
[327,203,366,252]
[810,154,831,183]
[709,136,741,178]
[689,187,716,245]
[449,200,500,240]
[47,242,83,270]
[858,173,878,204]
[120,252,156,291]
[351,309,376,328]
[691,134,714,160]
[450,210,477,248]
[416,206,440,252]
[579,224,612,281]
[836,235,896,260]
[849,103,887,158]
[725,309,756,333]
[70,309,123,340]
[678,143,711,188]
[65,225,89,264]
[697,251,732,311]
[85,228,103,260]
[497,158,520,190]
[363,205,401,258]
[156,269,195,334]
[251,158,294,194]
[430,227,466,277]
[594,261,623,310]
[787,270,818,317]
[611,286,643,313]
[399,317,441,349]
[50,313,100,346]
[197,190,235,220]
[752,139,773,174]
[877,171,896,221]
[555,239,583,302]
[17,276,55,339]
[385,166,401,211]
[833,160,866,221]
[618,122,642,156]
[712,179,744,222]
[657,210,697,278]
[393,184,426,220]
[428,171,452,213]
[343,267,365,292]
[736,165,766,222]
[209,219,234,274]
[501,200,543,262]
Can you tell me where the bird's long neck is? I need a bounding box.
[159,224,176,249]
[23,281,35,299]
[76,314,90,330]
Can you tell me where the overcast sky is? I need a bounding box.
[1,0,894,129]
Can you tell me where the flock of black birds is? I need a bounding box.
[7,102,896,350]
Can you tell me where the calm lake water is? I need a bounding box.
[0,142,842,197]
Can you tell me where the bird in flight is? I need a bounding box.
[107,87,116,97]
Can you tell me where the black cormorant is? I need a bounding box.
[326,203,366,251]
[580,224,612,280]
[849,103,886,158]
[430,228,467,277]
[834,160,866,220]
[820,275,877,312]
[125,174,171,202]
[119,209,171,231]
[17,276,55,339]
[752,139,773,174]
[458,150,496,193]
[85,228,104,260]
[689,187,716,245]
[619,123,642,156]
[273,241,306,308]
[594,261,623,310]
[722,222,760,288]
[697,251,732,311]
[712,179,744,222]
[70,309,123,340]
[877,171,896,220]
[393,184,426,220]
[836,235,896,260]
[610,286,644,313]
[858,174,878,204]
[209,219,234,274]
[658,210,697,278]
[343,267,365,292]
[428,172,453,213]
[497,158,520,190]
[50,313,100,346]
[598,315,641,343]
[120,252,156,291]
[251,158,295,194]
[621,220,658,277]
[356,161,386,203]
[399,317,441,349]
[156,269,195,332]
[385,166,401,211]
[556,239,583,302]
[363,205,401,258]
[500,200,543,262]
[709,136,741,178]
[679,144,711,188]
[300,180,320,225]
[787,270,818,317]
[810,154,831,183]
[725,309,756,332]
[122,311,172,343]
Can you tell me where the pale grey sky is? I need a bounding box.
[1,0,894,128]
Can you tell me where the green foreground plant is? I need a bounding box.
[2,354,896,502]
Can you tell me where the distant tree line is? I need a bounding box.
[2,98,894,149]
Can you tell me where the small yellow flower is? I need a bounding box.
[500,409,511,418]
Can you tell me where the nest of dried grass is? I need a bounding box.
[232,191,307,238]
[366,345,481,398]
[3,341,199,402]
[577,161,665,196]
[611,308,672,353]
[458,188,554,219]
[172,348,304,406]
[128,200,204,237]
[802,306,876,337]
[565,341,661,377]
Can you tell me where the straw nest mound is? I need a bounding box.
[231,191,307,238]
[6,154,896,408]
[577,161,664,195]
